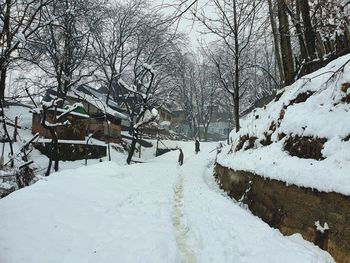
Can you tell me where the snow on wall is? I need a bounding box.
[217,54,350,195]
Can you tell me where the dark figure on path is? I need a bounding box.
[178,149,184,166]
[195,138,200,154]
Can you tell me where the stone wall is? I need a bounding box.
[214,164,350,263]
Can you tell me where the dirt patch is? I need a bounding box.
[341,83,350,103]
[235,135,257,151]
[235,135,247,151]
[344,134,350,142]
[284,135,327,160]
[245,136,257,150]
[278,133,286,141]
[277,109,286,127]
[341,82,350,93]
[275,91,314,132]
[274,90,285,102]
[288,91,315,106]
[342,94,350,103]
[259,121,276,146]
[269,121,276,132]
[260,132,272,146]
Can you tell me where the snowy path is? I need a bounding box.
[0,142,334,263]
[172,172,197,263]
[171,148,334,263]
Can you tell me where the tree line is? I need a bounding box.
[170,0,350,132]
[1,0,349,139]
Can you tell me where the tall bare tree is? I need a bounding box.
[192,0,263,132]
[89,0,146,105]
[0,0,52,167]
[267,0,284,83]
[115,9,184,164]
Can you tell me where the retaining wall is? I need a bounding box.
[214,164,350,262]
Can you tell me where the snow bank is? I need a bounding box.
[0,162,178,263]
[0,142,334,262]
[217,54,350,195]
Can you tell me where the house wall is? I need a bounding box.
[32,113,86,140]
[66,97,122,139]
[159,110,172,122]
[172,112,186,125]
[104,122,121,138]
[86,119,121,141]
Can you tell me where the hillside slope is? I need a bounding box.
[217,54,350,195]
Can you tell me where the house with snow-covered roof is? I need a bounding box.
[32,85,130,142]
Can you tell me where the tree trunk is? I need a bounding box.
[295,0,309,62]
[127,133,138,165]
[0,0,11,103]
[45,143,53,176]
[267,0,284,85]
[53,136,59,172]
[233,0,240,132]
[299,0,315,59]
[204,126,208,141]
[315,31,326,59]
[0,100,14,168]
[277,0,295,86]
[233,93,240,132]
[41,106,59,175]
[0,68,7,104]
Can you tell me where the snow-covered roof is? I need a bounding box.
[42,86,129,121]
[33,107,90,119]
[69,88,128,120]
[76,85,121,111]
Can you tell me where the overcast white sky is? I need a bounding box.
[152,0,218,49]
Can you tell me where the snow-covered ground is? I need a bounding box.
[0,142,334,262]
[218,54,350,195]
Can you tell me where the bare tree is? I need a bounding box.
[0,0,52,104]
[195,62,220,141]
[271,0,350,83]
[0,0,52,168]
[267,0,284,83]
[114,9,184,163]
[89,0,147,105]
[40,98,81,175]
[118,64,158,164]
[192,0,263,132]
[169,52,199,137]
[24,0,100,96]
